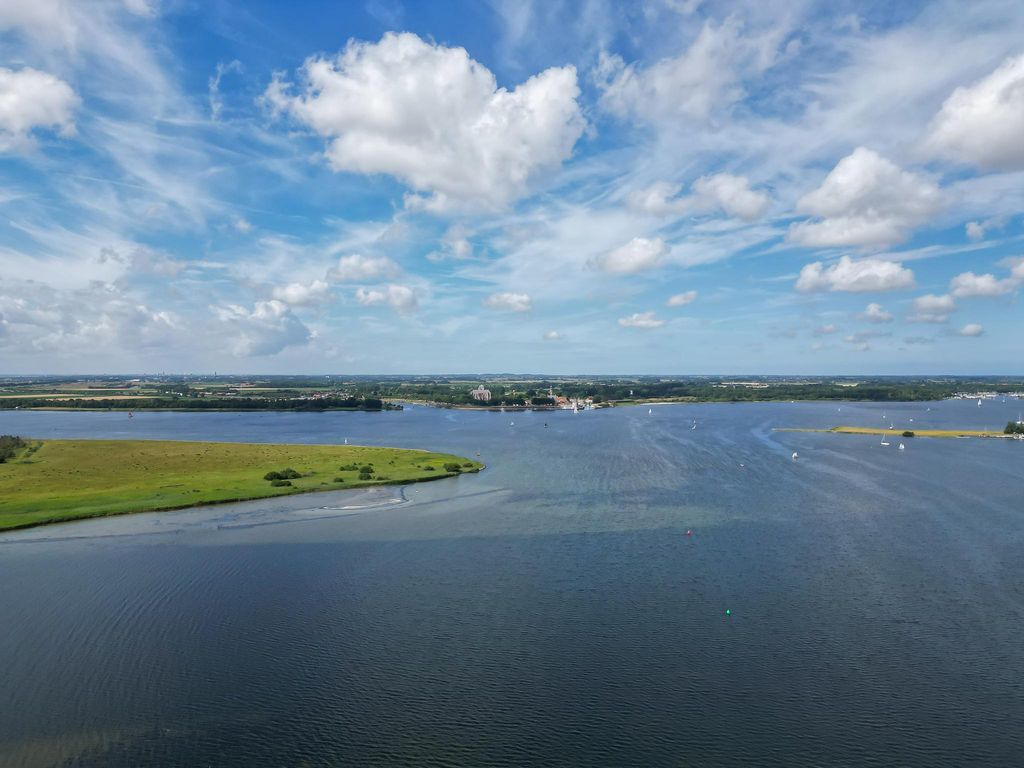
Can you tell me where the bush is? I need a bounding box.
[358,472,373,480]
[264,471,282,481]
[902,431,915,438]
[280,468,301,479]
[338,463,358,471]
[359,465,373,474]
[270,479,292,487]
[422,465,435,471]
[333,477,345,483]
[462,462,474,467]
[443,462,462,473]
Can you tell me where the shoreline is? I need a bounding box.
[776,426,1018,439]
[0,439,483,533]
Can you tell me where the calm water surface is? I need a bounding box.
[1,401,1023,766]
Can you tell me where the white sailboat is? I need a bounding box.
[648,408,653,415]
[978,399,982,407]
[791,451,799,460]
[880,438,890,446]
[898,443,905,450]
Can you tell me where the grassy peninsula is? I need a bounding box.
[0,439,482,532]
[778,426,1015,439]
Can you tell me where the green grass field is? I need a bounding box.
[0,439,482,531]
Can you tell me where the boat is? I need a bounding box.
[880,439,890,446]
[791,451,798,460]
[978,399,982,407]
[898,443,905,450]
[648,408,653,415]
[690,422,696,430]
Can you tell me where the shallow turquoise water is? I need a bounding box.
[0,400,1022,766]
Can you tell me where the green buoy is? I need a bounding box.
[725,609,732,616]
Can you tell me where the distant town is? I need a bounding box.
[1,374,1023,412]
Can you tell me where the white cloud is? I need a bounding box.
[426,224,475,262]
[628,174,769,221]
[209,60,242,121]
[328,254,399,282]
[271,279,332,306]
[949,271,1017,298]
[618,311,664,328]
[859,302,893,323]
[1007,257,1024,281]
[909,293,956,323]
[233,217,252,234]
[592,237,667,274]
[795,255,915,293]
[355,284,417,312]
[263,32,585,210]
[964,216,1004,241]
[691,174,770,220]
[815,324,838,335]
[596,18,779,124]
[0,67,79,151]
[666,290,697,307]
[788,148,941,247]
[958,323,984,337]
[543,330,562,341]
[0,282,179,353]
[927,54,1024,170]
[214,300,312,356]
[483,291,532,312]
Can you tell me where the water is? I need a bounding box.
[1,400,1022,766]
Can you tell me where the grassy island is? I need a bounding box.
[0,439,482,532]
[777,426,1015,439]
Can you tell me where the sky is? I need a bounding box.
[0,0,1022,375]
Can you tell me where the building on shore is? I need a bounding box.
[470,385,492,402]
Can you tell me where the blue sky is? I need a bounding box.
[0,0,1022,374]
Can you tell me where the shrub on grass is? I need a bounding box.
[443,462,462,473]
[270,479,292,487]
[359,465,373,474]
[358,472,373,480]
[338,463,358,471]
[422,465,435,471]
[264,471,282,481]
[333,477,345,483]
[462,462,474,467]
[280,468,301,479]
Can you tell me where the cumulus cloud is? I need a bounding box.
[328,254,399,282]
[908,293,956,323]
[592,237,667,274]
[215,300,312,356]
[355,284,417,312]
[596,18,778,124]
[788,148,941,247]
[483,292,532,312]
[618,311,664,328]
[263,32,585,210]
[666,290,698,307]
[958,323,984,337]
[859,302,893,323]
[0,66,79,151]
[272,279,332,306]
[964,217,1004,242]
[795,255,915,293]
[927,54,1024,170]
[0,282,179,353]
[628,174,769,221]
[949,271,1017,298]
